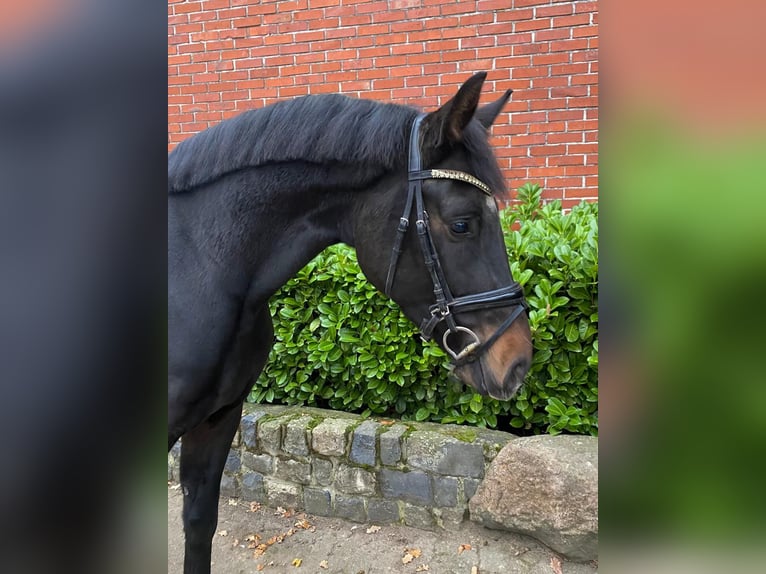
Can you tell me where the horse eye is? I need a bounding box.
[450,220,470,234]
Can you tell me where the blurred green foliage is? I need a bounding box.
[600,114,766,540]
[249,185,598,435]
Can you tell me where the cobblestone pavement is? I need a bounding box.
[168,485,597,574]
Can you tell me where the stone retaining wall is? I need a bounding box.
[168,404,515,530]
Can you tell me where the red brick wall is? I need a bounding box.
[168,0,598,206]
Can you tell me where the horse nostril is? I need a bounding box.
[511,357,530,380]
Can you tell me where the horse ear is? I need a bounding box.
[475,89,513,129]
[423,72,487,148]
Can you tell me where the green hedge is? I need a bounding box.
[248,184,598,435]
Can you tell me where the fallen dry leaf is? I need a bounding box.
[217,530,228,537]
[231,538,239,547]
[319,560,329,569]
[245,534,261,549]
[249,502,262,513]
[380,419,395,425]
[256,565,264,572]
[227,498,238,506]
[402,547,422,564]
[366,525,381,534]
[253,544,268,557]
[294,519,312,530]
[415,565,430,572]
[550,556,563,574]
[291,558,302,567]
[458,544,472,555]
[274,507,295,518]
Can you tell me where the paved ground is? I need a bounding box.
[168,484,597,574]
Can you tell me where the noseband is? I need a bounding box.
[384,114,528,365]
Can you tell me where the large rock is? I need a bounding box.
[468,435,597,561]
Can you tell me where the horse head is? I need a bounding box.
[354,73,533,401]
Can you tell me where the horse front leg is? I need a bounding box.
[179,404,242,574]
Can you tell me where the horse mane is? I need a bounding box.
[168,93,506,196]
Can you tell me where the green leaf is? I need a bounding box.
[415,407,430,421]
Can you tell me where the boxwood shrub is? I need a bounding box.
[248,184,598,435]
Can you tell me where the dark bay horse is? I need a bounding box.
[168,72,532,573]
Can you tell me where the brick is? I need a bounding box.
[553,14,592,28]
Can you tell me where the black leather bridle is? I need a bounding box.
[384,114,528,366]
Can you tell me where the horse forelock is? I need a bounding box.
[460,119,508,197]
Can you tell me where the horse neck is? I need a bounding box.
[195,161,381,304]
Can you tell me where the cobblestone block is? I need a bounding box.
[402,503,434,529]
[312,458,334,486]
[264,477,302,508]
[367,499,401,524]
[220,474,238,498]
[350,420,379,466]
[242,452,273,475]
[240,472,265,501]
[335,464,376,495]
[406,431,485,478]
[379,424,407,466]
[240,410,268,450]
[433,475,459,507]
[463,478,481,501]
[334,495,367,523]
[224,450,241,474]
[379,468,432,506]
[473,428,516,462]
[311,418,354,457]
[433,507,466,530]
[283,415,313,457]
[257,418,283,455]
[303,487,332,517]
[274,458,311,485]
